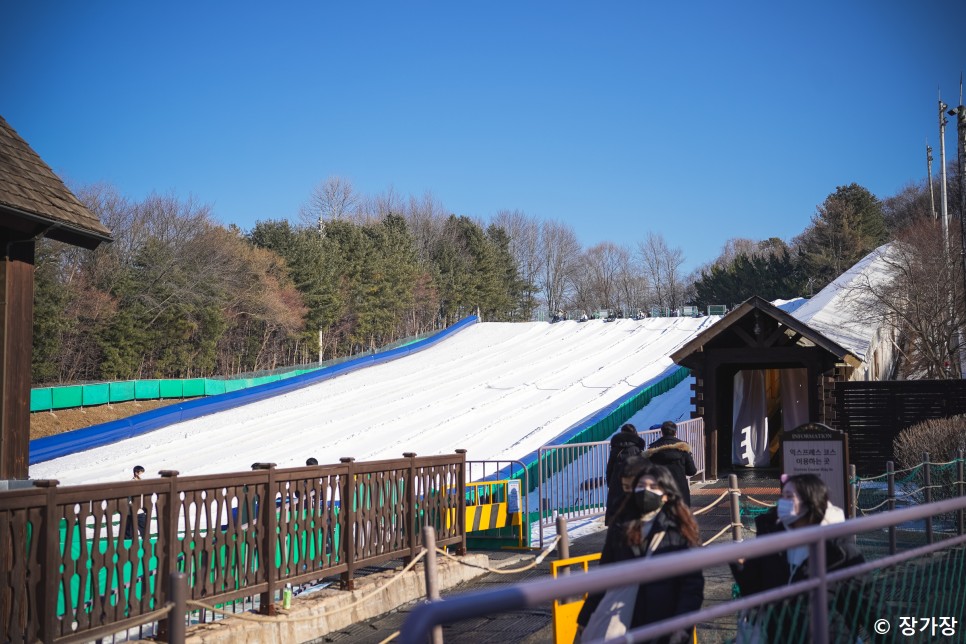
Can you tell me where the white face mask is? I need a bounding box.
[777,498,804,526]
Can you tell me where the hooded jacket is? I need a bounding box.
[644,437,698,505]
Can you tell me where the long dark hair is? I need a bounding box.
[785,473,829,526]
[626,465,700,547]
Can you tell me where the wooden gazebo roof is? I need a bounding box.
[670,296,862,369]
[0,115,112,249]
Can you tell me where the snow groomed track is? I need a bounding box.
[30,317,717,486]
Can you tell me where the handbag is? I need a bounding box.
[579,531,667,642]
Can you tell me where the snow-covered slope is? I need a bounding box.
[31,317,716,486]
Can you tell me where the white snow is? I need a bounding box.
[31,317,717,487]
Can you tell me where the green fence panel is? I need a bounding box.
[134,380,161,400]
[183,379,205,397]
[224,380,247,393]
[82,383,110,407]
[159,380,184,399]
[51,386,83,410]
[204,380,227,396]
[109,381,136,403]
[31,388,53,412]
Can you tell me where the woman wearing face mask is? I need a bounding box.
[576,465,704,643]
[730,473,880,642]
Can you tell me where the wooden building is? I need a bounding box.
[0,115,112,480]
[671,245,899,479]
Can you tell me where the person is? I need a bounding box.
[577,465,704,642]
[730,473,880,642]
[306,457,318,466]
[605,454,651,527]
[125,465,148,538]
[645,421,698,505]
[604,423,647,526]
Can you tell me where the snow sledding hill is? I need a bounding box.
[30,317,717,486]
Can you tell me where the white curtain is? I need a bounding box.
[780,368,809,431]
[732,370,770,467]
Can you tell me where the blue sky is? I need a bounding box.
[3,2,964,271]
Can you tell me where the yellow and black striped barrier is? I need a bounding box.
[465,479,525,548]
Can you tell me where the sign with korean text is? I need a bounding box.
[781,422,850,514]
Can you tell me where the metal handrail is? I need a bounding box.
[399,494,966,643]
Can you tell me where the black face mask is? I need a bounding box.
[634,489,664,514]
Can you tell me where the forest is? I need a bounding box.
[32,171,964,385]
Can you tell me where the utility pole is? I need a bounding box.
[941,91,951,245]
[951,76,966,378]
[927,140,937,220]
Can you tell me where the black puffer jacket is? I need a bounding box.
[577,510,704,643]
[644,437,697,505]
[604,432,647,525]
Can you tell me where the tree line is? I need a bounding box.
[32,168,963,385]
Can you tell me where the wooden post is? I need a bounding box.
[455,450,467,555]
[887,461,896,555]
[729,474,743,542]
[35,479,59,644]
[422,526,443,644]
[340,457,356,590]
[157,470,180,641]
[0,237,34,480]
[404,452,418,564]
[252,463,278,614]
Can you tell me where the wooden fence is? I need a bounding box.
[834,379,966,475]
[0,452,466,643]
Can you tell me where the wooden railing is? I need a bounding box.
[0,452,466,643]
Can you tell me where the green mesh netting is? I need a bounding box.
[715,545,966,643]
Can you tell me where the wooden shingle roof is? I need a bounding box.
[0,115,112,249]
[670,295,862,368]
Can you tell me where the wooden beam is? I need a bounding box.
[0,235,34,479]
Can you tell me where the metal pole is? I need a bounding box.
[887,461,896,555]
[924,452,933,545]
[928,141,937,219]
[959,449,965,537]
[940,94,950,246]
[848,464,857,520]
[538,448,545,549]
[422,526,444,644]
[729,474,743,542]
[556,514,570,573]
[808,538,830,644]
[169,572,187,644]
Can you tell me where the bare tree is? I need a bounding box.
[847,222,962,379]
[404,191,449,263]
[638,232,686,310]
[539,219,582,316]
[582,242,626,313]
[492,209,541,318]
[615,246,649,315]
[299,176,359,228]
